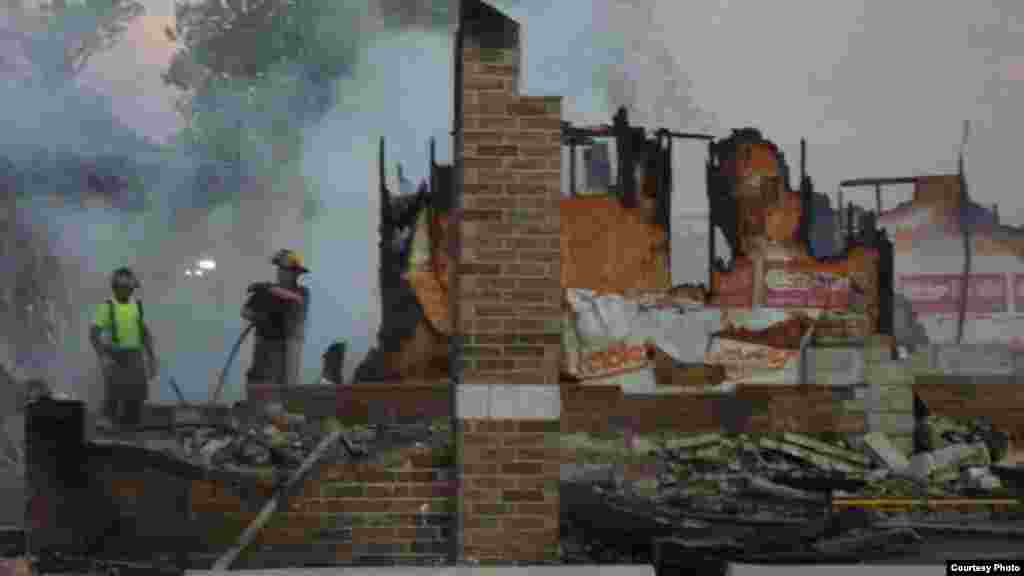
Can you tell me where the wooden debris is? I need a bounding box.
[742,474,826,503]
[664,433,724,452]
[758,437,862,474]
[781,432,872,468]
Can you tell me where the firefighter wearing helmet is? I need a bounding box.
[242,249,311,407]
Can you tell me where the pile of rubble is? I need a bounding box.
[565,414,1019,532]
[561,419,1022,565]
[19,386,455,574]
[173,405,356,472]
[655,421,1011,509]
[90,402,452,483]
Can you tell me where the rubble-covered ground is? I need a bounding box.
[559,417,1024,565]
[89,404,453,482]
[16,388,1024,569]
[18,398,455,575]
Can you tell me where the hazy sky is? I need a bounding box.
[86,0,1024,225]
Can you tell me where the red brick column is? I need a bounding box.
[453,16,563,564]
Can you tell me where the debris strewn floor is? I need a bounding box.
[560,418,1023,565]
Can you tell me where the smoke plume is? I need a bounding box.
[592,0,717,133]
[2,1,457,406]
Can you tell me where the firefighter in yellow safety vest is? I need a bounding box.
[89,267,158,432]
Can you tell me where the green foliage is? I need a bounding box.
[163,0,368,173]
[165,0,355,91]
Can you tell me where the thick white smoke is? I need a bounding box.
[3,2,456,406]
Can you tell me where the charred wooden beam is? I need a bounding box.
[800,138,807,183]
[839,177,920,188]
[656,134,673,239]
[569,142,576,197]
[613,107,637,208]
[561,121,608,145]
[654,129,715,141]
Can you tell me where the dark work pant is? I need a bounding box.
[103,348,147,431]
[105,397,142,431]
[245,336,303,405]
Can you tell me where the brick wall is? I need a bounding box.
[460,420,560,563]
[458,47,563,384]
[335,382,449,424]
[186,443,454,569]
[561,384,866,436]
[453,3,563,564]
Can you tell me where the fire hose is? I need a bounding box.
[210,323,254,408]
[209,282,302,408]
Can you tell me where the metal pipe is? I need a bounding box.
[875,183,882,214]
[212,430,346,571]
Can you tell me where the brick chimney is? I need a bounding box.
[452,0,561,564]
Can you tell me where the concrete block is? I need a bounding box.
[970,374,1017,386]
[931,343,1015,376]
[915,373,971,387]
[806,347,865,386]
[909,348,935,375]
[879,384,914,413]
[876,411,915,435]
[489,385,561,420]
[866,360,913,386]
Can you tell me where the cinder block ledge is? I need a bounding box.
[457,384,561,420]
